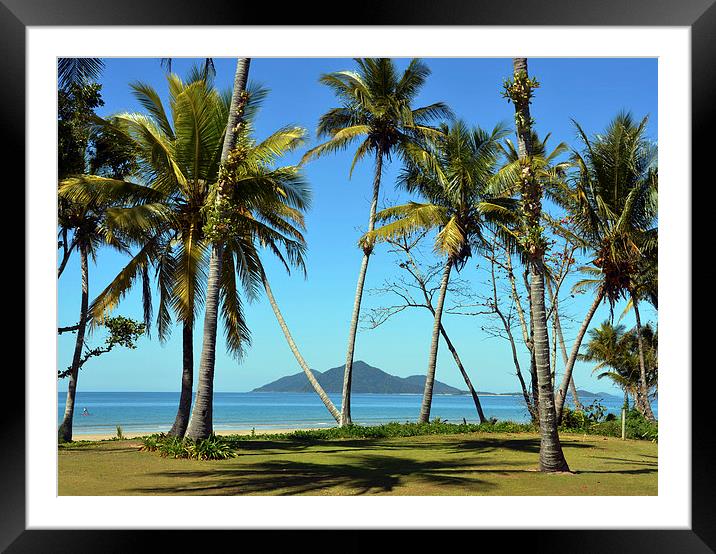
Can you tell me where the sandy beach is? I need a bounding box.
[72,428,318,441]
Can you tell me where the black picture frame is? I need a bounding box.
[6,0,714,551]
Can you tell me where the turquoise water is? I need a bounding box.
[58,391,657,436]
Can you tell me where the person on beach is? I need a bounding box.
[82,408,90,416]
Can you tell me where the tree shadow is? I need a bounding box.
[130,454,510,496]
[123,434,653,496]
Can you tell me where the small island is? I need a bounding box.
[253,360,468,395]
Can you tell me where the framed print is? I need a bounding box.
[6,0,715,551]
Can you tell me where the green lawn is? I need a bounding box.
[58,432,657,496]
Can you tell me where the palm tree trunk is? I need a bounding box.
[168,320,193,437]
[512,57,569,472]
[186,58,251,441]
[58,243,89,442]
[631,294,656,422]
[530,261,569,471]
[554,287,606,423]
[439,323,487,423]
[418,257,453,423]
[340,149,383,426]
[261,272,341,422]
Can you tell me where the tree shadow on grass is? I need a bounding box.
[130,454,506,496]
[59,443,139,454]
[124,435,654,496]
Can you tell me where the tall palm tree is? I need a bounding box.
[553,112,658,422]
[186,58,252,440]
[65,69,252,437]
[500,57,570,472]
[499,129,571,414]
[56,180,147,442]
[65,66,339,436]
[364,121,516,423]
[185,64,323,440]
[304,58,452,425]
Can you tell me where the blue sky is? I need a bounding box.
[58,57,658,394]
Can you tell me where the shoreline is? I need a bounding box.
[72,427,320,442]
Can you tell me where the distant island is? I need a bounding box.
[253,361,467,394]
[253,360,620,398]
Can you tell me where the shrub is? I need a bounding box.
[589,409,657,441]
[560,407,588,431]
[188,434,237,460]
[139,433,165,452]
[158,436,190,459]
[139,433,238,460]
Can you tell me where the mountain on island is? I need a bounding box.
[253,360,467,395]
[575,389,620,400]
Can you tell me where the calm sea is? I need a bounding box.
[57,391,658,436]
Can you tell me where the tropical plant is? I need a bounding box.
[64,65,338,436]
[495,130,571,418]
[58,58,105,90]
[580,321,658,410]
[554,112,658,422]
[57,178,142,442]
[363,120,517,423]
[61,69,245,438]
[498,57,570,472]
[185,59,327,440]
[57,59,146,442]
[57,315,145,379]
[303,58,452,425]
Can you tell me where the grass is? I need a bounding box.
[58,430,657,496]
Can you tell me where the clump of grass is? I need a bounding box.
[115,425,125,440]
[139,433,237,460]
[139,433,164,452]
[188,434,237,460]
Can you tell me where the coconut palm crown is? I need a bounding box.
[560,112,658,309]
[303,58,453,173]
[364,121,517,264]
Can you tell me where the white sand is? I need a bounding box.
[72,428,319,442]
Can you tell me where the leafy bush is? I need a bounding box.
[158,436,189,458]
[581,409,657,441]
[139,433,237,460]
[560,407,588,431]
[559,404,656,441]
[188,434,237,460]
[139,433,165,452]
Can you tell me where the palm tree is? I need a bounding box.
[500,57,570,472]
[554,112,658,422]
[64,69,252,437]
[64,67,339,436]
[185,63,325,440]
[580,321,657,410]
[363,120,516,423]
[304,58,452,425]
[185,58,252,440]
[499,129,571,415]
[56,180,147,442]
